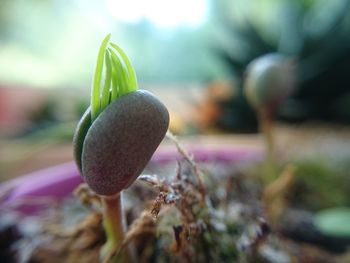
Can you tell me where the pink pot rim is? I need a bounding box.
[0,146,262,214]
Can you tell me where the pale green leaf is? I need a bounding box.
[109,43,138,92]
[314,207,350,237]
[101,51,112,111]
[109,48,129,98]
[91,33,111,121]
[110,66,118,101]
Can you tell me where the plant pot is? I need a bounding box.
[0,146,262,214]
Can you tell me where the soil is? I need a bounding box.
[1,149,350,263]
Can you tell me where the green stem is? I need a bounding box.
[101,193,132,263]
[259,109,278,183]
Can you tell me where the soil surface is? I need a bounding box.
[1,150,350,263]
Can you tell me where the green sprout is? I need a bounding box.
[91,34,137,121]
[73,34,139,172]
[73,34,169,263]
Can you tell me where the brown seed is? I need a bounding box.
[82,90,169,196]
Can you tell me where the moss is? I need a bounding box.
[290,159,350,211]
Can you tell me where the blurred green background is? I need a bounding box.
[1,0,350,130]
[0,0,224,87]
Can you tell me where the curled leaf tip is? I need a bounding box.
[90,34,138,122]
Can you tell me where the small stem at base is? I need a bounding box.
[100,193,133,263]
[259,109,278,183]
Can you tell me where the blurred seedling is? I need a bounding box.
[73,34,169,263]
[244,54,297,225]
[244,53,296,182]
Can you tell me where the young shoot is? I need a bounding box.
[244,53,296,181]
[73,34,169,262]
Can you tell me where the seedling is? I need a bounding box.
[73,34,169,262]
[244,53,296,181]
